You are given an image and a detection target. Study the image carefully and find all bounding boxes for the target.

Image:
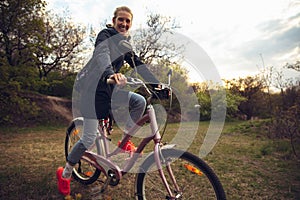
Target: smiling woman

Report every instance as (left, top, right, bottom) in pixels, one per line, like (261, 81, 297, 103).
(111, 6, 133, 36)
(56, 5, 161, 196)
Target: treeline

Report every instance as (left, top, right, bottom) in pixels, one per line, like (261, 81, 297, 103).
(223, 64, 300, 158)
(194, 69, 300, 121)
(190, 64, 300, 157)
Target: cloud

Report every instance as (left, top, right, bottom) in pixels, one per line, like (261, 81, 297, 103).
(238, 12, 300, 63)
(207, 11, 300, 79)
(241, 28, 300, 60)
(45, 0, 300, 79)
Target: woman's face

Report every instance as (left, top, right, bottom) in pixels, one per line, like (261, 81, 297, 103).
(113, 11, 132, 36)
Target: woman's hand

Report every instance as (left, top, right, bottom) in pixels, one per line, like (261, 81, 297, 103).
(110, 73, 127, 86)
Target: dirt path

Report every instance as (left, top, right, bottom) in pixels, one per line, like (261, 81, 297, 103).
(47, 96, 72, 122)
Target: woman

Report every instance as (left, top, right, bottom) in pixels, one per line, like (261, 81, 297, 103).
(56, 6, 159, 196)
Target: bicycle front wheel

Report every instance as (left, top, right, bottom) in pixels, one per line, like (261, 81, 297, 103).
(65, 118, 101, 185)
(135, 148, 226, 200)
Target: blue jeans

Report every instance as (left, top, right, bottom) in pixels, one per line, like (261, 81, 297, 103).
(67, 91, 146, 165)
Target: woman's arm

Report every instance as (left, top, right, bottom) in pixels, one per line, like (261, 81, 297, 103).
(92, 29, 115, 82)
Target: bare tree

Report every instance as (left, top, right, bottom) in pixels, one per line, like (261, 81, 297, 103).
(35, 11, 85, 79)
(86, 13, 184, 75)
(285, 60, 300, 72)
(132, 13, 183, 65)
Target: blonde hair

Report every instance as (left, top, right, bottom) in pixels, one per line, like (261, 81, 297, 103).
(113, 6, 133, 20)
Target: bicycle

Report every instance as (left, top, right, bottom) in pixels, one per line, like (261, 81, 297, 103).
(65, 76, 226, 199)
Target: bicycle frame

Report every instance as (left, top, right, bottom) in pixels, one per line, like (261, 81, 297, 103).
(79, 102, 180, 198)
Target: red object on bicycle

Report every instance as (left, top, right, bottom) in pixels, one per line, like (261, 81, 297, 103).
(118, 140, 136, 152)
(56, 167, 71, 196)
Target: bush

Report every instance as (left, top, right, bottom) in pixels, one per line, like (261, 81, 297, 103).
(0, 84, 40, 126)
(37, 73, 75, 98)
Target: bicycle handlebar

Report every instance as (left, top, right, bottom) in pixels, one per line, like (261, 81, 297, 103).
(106, 76, 171, 100)
(106, 77, 146, 85)
(107, 75, 172, 139)
(107, 77, 169, 89)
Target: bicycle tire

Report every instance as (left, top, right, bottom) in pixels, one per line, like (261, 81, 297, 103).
(65, 118, 101, 185)
(135, 148, 226, 200)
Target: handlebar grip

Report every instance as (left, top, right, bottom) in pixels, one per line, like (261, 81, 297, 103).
(106, 77, 138, 85)
(106, 78, 116, 84)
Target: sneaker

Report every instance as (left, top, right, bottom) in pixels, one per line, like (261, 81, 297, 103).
(118, 140, 137, 152)
(56, 167, 71, 196)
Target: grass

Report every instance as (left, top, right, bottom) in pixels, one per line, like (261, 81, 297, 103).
(0, 121, 299, 199)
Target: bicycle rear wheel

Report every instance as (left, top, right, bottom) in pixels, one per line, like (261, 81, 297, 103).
(65, 118, 101, 185)
(135, 148, 226, 200)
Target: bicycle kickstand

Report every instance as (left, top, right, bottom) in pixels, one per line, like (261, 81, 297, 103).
(101, 172, 115, 193)
(90, 172, 114, 198)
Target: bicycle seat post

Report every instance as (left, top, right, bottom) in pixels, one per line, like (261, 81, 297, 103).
(96, 119, 111, 157)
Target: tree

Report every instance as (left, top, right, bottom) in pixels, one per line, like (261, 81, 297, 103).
(193, 81, 246, 120)
(224, 76, 264, 120)
(285, 60, 300, 72)
(0, 0, 85, 80)
(269, 63, 300, 158)
(35, 10, 85, 79)
(132, 13, 183, 65)
(0, 0, 46, 67)
(0, 0, 46, 125)
(0, 0, 83, 126)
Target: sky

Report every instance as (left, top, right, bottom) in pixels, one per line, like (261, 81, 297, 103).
(46, 0, 300, 81)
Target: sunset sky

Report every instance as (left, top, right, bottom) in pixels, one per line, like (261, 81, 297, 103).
(46, 0, 300, 81)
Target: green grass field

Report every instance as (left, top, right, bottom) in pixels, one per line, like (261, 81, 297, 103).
(0, 121, 299, 199)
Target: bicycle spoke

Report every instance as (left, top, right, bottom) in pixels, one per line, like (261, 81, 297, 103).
(136, 149, 226, 200)
(65, 119, 101, 185)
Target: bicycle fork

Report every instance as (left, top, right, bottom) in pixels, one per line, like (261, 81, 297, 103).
(154, 144, 182, 199)
(148, 105, 182, 199)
